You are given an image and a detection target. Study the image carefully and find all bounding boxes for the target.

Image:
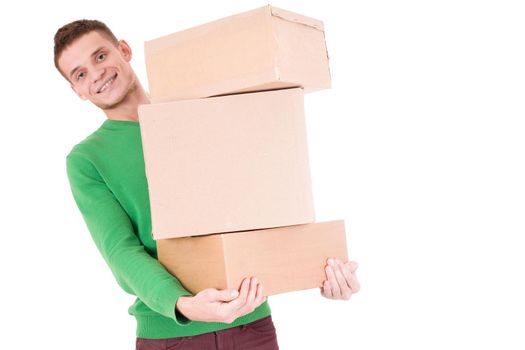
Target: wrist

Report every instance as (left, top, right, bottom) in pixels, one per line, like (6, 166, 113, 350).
(175, 296, 193, 322)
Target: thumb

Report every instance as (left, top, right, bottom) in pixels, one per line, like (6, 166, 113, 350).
(347, 261, 359, 273)
(203, 288, 239, 302)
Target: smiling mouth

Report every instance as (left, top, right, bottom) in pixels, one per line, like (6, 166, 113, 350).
(97, 73, 118, 94)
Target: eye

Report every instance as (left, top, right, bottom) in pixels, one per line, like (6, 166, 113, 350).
(76, 71, 86, 81)
(96, 53, 106, 62)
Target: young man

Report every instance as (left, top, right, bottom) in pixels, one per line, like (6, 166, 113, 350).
(56, 19, 360, 350)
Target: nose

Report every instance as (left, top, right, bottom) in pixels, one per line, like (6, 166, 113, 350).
(90, 66, 105, 83)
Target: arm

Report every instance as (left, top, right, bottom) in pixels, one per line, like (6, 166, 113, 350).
(66, 153, 265, 324)
(66, 153, 191, 323)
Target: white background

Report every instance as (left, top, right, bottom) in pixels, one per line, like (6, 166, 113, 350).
(1, 0, 524, 349)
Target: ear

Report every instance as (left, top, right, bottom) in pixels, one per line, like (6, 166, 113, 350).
(70, 83, 87, 100)
(118, 39, 132, 62)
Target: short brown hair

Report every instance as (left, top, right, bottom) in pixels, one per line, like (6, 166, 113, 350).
(53, 19, 119, 76)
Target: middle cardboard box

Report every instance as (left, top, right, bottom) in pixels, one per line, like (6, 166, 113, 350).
(139, 87, 314, 240)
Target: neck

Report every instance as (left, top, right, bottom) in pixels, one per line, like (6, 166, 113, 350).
(103, 78, 151, 122)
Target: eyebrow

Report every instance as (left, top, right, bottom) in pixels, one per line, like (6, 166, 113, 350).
(69, 46, 106, 79)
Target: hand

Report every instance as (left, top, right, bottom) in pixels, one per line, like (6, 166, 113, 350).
(320, 258, 360, 300)
(176, 277, 266, 323)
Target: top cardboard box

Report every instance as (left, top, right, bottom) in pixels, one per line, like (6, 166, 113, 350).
(145, 5, 331, 103)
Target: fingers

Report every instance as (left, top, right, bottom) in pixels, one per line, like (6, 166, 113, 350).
(321, 279, 333, 298)
(348, 261, 359, 273)
(324, 263, 342, 298)
(236, 277, 261, 314)
(333, 260, 353, 300)
(226, 277, 251, 310)
(254, 283, 266, 307)
(322, 259, 360, 300)
(245, 277, 258, 306)
(190, 279, 265, 324)
(342, 261, 360, 293)
(221, 277, 265, 322)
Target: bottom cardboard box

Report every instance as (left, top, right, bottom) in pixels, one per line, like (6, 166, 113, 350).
(156, 220, 348, 296)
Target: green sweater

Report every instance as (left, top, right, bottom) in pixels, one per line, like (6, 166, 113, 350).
(66, 119, 271, 339)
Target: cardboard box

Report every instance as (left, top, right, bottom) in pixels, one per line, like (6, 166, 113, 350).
(145, 5, 331, 103)
(157, 220, 348, 296)
(139, 88, 314, 239)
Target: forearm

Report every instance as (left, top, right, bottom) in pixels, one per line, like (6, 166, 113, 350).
(67, 153, 191, 322)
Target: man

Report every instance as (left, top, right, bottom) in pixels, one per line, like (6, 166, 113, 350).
(56, 19, 360, 350)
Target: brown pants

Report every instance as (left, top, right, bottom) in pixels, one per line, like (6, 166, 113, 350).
(136, 316, 279, 350)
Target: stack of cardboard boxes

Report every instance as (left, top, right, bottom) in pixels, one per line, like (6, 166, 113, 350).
(138, 5, 348, 296)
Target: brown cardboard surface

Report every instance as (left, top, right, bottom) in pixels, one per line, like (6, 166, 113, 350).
(145, 5, 331, 103)
(139, 88, 314, 239)
(157, 220, 348, 296)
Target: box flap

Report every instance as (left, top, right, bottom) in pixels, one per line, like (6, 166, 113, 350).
(269, 5, 324, 31)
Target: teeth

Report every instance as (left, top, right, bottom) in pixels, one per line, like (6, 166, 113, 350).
(99, 77, 114, 93)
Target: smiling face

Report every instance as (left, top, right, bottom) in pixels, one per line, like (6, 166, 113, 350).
(57, 31, 137, 110)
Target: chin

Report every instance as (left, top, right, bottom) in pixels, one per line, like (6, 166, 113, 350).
(98, 80, 137, 110)
(99, 96, 126, 110)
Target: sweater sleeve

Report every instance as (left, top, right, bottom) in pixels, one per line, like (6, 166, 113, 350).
(66, 152, 192, 324)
